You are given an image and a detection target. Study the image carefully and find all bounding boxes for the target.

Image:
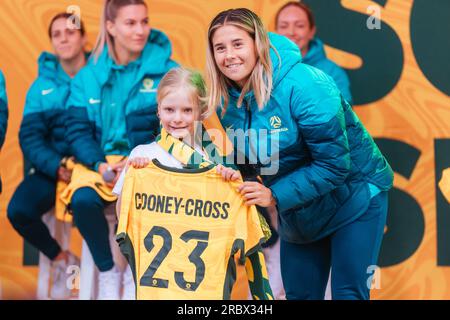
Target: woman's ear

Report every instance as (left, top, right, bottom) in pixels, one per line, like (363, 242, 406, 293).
(106, 20, 116, 37)
(310, 25, 317, 39)
(81, 34, 88, 48)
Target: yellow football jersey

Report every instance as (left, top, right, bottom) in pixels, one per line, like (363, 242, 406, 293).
(116, 159, 265, 300)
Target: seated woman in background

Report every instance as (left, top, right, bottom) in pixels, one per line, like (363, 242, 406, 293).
(7, 12, 87, 300)
(275, 1, 353, 104)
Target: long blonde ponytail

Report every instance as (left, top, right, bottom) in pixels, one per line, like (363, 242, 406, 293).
(92, 0, 147, 62)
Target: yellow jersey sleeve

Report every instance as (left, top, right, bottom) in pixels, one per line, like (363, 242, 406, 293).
(245, 204, 266, 255)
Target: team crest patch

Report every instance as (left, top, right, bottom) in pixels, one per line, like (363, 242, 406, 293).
(140, 78, 157, 93)
(269, 115, 288, 134)
(270, 116, 282, 129)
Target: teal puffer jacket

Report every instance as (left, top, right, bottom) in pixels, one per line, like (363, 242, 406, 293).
(219, 33, 393, 243)
(19, 53, 73, 179)
(303, 37, 352, 104)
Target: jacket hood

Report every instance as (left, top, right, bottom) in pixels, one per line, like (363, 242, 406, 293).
(302, 38, 327, 65)
(37, 52, 71, 84)
(89, 28, 174, 87)
(269, 32, 303, 88)
(228, 32, 302, 99)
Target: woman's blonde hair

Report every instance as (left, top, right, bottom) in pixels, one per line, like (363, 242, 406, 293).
(206, 8, 274, 116)
(157, 67, 209, 119)
(92, 0, 147, 62)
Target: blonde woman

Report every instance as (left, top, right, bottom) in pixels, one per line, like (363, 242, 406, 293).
(206, 8, 393, 300)
(65, 0, 177, 299)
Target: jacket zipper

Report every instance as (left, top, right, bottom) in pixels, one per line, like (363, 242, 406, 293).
(244, 99, 252, 132)
(244, 99, 255, 168)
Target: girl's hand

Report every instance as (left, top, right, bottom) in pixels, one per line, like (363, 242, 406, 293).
(129, 157, 151, 169)
(237, 181, 277, 207)
(216, 164, 241, 182)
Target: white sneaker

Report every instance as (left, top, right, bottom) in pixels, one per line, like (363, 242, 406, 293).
(97, 265, 121, 300)
(122, 265, 136, 300)
(50, 251, 80, 300)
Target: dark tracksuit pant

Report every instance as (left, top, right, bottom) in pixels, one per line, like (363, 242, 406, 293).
(7, 172, 114, 272)
(280, 191, 388, 300)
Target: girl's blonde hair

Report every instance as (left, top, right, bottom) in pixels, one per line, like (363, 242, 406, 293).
(92, 0, 147, 62)
(206, 8, 274, 116)
(157, 67, 209, 119)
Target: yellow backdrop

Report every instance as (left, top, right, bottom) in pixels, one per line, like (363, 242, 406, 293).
(1, 0, 449, 300)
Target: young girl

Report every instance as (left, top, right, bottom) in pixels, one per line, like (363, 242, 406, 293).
(113, 68, 239, 191)
(65, 0, 177, 300)
(113, 67, 273, 300)
(7, 12, 87, 299)
(206, 8, 393, 300)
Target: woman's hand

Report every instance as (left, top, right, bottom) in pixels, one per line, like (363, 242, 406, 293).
(57, 166, 72, 183)
(216, 164, 241, 182)
(98, 162, 115, 188)
(97, 162, 109, 176)
(129, 157, 151, 169)
(109, 158, 128, 186)
(237, 181, 277, 207)
(98, 158, 128, 188)
(110, 158, 128, 172)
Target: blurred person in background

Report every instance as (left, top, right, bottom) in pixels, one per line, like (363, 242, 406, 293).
(275, 1, 353, 104)
(7, 12, 87, 300)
